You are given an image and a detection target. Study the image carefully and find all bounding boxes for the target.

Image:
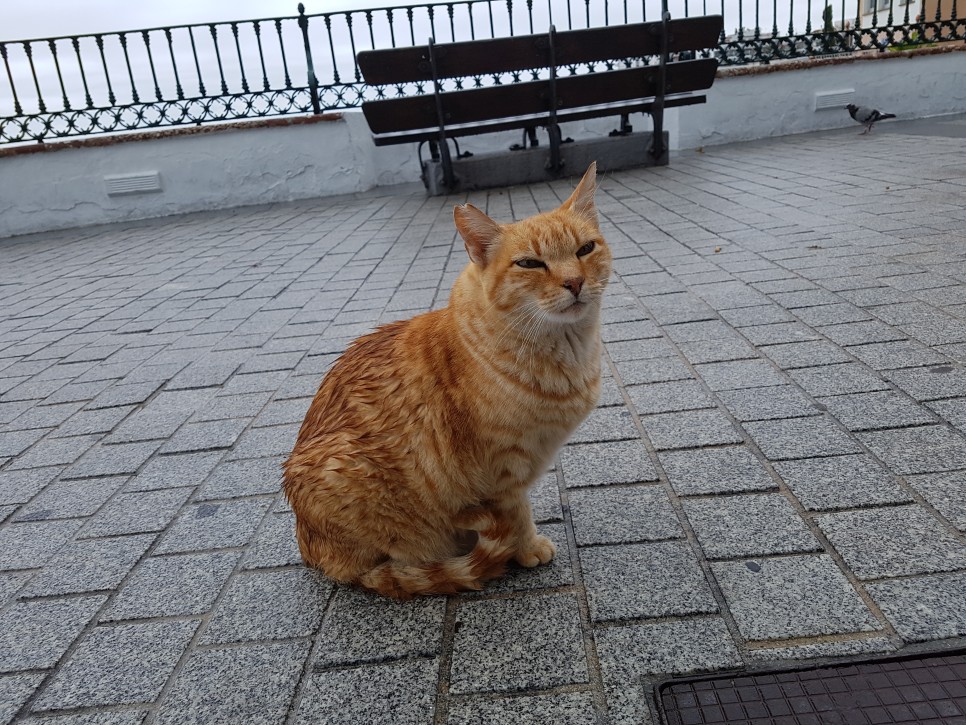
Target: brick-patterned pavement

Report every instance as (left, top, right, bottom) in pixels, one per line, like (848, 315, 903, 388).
(1, 116, 965, 724)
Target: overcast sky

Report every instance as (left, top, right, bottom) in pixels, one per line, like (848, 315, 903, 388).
(4, 1, 424, 40)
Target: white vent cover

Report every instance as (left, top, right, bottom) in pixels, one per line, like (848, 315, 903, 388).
(814, 89, 855, 111)
(104, 172, 162, 196)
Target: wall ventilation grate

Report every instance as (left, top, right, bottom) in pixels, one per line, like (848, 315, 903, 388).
(814, 89, 855, 111)
(104, 172, 162, 196)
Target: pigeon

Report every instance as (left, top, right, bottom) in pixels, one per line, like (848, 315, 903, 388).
(846, 104, 896, 134)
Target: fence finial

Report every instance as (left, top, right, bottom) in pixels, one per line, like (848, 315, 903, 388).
(298, 3, 305, 15)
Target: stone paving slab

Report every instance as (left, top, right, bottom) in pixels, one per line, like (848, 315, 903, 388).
(1, 118, 966, 723)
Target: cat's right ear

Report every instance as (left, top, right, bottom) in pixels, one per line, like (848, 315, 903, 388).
(454, 204, 501, 267)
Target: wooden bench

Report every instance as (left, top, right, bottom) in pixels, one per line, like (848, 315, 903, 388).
(356, 13, 723, 192)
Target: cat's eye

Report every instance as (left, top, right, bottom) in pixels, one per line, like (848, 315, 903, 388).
(576, 241, 596, 257)
(515, 258, 546, 269)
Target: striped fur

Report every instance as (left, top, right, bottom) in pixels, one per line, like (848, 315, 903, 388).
(283, 163, 611, 599)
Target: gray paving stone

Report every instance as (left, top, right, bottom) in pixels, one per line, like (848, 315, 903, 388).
(711, 555, 880, 641)
(596, 619, 740, 725)
(0, 427, 51, 458)
(718, 304, 795, 327)
(239, 512, 300, 571)
(154, 497, 271, 554)
(0, 597, 105, 673)
(906, 471, 966, 531)
(63, 441, 160, 480)
(601, 320, 661, 342)
(683, 493, 820, 559)
(195, 456, 283, 500)
(7, 435, 99, 470)
(294, 658, 437, 725)
(155, 641, 310, 725)
(79, 487, 192, 538)
(795, 302, 872, 326)
(847, 340, 948, 370)
(447, 692, 600, 725)
(740, 322, 820, 346)
(867, 571, 966, 643)
(0, 519, 81, 571)
(694, 359, 788, 391)
(0, 467, 63, 506)
(33, 620, 198, 711)
(816, 505, 966, 579)
(626, 380, 714, 415)
(50, 406, 134, 438)
(663, 320, 735, 343)
(789, 363, 889, 397)
(159, 418, 248, 454)
(884, 365, 966, 402)
(105, 408, 192, 443)
(818, 390, 938, 431)
(450, 593, 587, 694)
(102, 551, 240, 621)
(253, 397, 311, 427)
(481, 523, 574, 594)
(927, 398, 966, 431)
(569, 485, 681, 545)
(201, 568, 332, 644)
(743, 636, 896, 664)
(165, 364, 239, 390)
(23, 534, 154, 597)
(85, 382, 162, 410)
(744, 416, 862, 461)
(315, 586, 445, 667)
(528, 471, 562, 524)
(579, 541, 718, 622)
(604, 338, 675, 362)
(773, 454, 912, 511)
(641, 409, 743, 450)
(858, 425, 966, 474)
(190, 391, 273, 423)
(559, 440, 657, 487)
(1, 673, 44, 723)
(14, 477, 126, 521)
(717, 384, 819, 422)
(760, 340, 852, 369)
(820, 320, 907, 346)
(568, 407, 638, 444)
(225, 424, 298, 460)
(659, 445, 776, 496)
(124, 451, 222, 492)
(613, 357, 693, 385)
(677, 337, 758, 364)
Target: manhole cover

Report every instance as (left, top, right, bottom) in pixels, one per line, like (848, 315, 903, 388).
(655, 649, 966, 724)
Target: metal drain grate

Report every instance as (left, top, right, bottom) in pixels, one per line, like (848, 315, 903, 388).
(656, 650, 966, 725)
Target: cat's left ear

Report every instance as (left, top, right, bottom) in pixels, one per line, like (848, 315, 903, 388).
(454, 203, 501, 267)
(562, 161, 599, 228)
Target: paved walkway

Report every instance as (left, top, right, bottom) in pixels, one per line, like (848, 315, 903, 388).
(2, 116, 966, 724)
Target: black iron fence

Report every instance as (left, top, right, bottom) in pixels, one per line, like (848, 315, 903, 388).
(1, 0, 963, 145)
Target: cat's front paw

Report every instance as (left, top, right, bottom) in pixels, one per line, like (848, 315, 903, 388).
(514, 535, 556, 568)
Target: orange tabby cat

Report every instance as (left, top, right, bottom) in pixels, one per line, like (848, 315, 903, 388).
(283, 162, 611, 598)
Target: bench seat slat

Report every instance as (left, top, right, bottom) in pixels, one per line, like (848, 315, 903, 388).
(362, 58, 717, 136)
(356, 16, 722, 86)
(368, 94, 706, 147)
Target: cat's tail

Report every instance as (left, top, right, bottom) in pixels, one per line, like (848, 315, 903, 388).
(357, 518, 514, 599)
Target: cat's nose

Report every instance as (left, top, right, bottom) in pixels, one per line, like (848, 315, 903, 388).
(562, 277, 584, 297)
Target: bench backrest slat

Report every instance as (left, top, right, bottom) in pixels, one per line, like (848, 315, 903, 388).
(361, 58, 717, 135)
(357, 16, 722, 86)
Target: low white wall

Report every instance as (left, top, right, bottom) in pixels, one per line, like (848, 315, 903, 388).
(676, 48, 966, 149)
(1, 47, 963, 239)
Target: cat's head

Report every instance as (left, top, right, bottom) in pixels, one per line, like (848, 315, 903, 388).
(453, 162, 612, 326)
